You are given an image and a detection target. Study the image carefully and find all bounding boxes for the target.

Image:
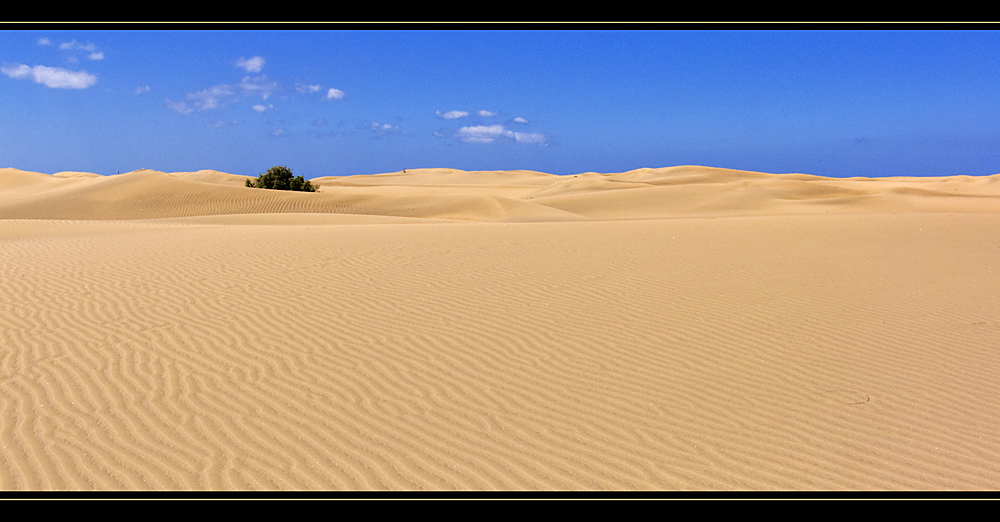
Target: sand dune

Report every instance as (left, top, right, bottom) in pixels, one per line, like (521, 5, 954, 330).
(3, 166, 997, 223)
(2, 165, 999, 491)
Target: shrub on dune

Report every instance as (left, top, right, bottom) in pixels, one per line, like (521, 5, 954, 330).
(245, 165, 316, 192)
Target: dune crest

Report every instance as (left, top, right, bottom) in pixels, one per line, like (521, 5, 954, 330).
(2, 165, 999, 222)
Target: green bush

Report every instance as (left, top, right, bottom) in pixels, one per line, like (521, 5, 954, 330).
(245, 165, 317, 192)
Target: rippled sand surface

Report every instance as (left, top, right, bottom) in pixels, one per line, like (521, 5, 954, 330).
(2, 166, 999, 490)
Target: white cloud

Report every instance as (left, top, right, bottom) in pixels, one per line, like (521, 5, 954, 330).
(514, 117, 528, 123)
(166, 84, 232, 114)
(478, 110, 497, 117)
(165, 99, 193, 115)
(296, 83, 322, 93)
(512, 131, 546, 144)
(370, 122, 405, 138)
(58, 40, 103, 60)
(454, 124, 546, 145)
(186, 84, 234, 111)
(1, 63, 97, 89)
(436, 110, 469, 120)
(167, 76, 279, 114)
(372, 122, 402, 132)
(238, 75, 276, 99)
(455, 124, 510, 143)
(237, 56, 265, 73)
(38, 37, 52, 46)
(252, 104, 273, 112)
(134, 85, 150, 94)
(326, 88, 345, 100)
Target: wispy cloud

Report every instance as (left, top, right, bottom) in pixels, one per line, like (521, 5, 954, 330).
(181, 84, 233, 112)
(134, 85, 150, 94)
(165, 99, 193, 115)
(38, 37, 52, 46)
(326, 88, 345, 100)
(252, 104, 274, 112)
(513, 117, 528, 123)
(436, 110, 469, 120)
(238, 75, 277, 99)
(208, 120, 241, 128)
(370, 121, 406, 139)
(453, 124, 547, 145)
(477, 110, 497, 117)
(167, 76, 277, 115)
(296, 83, 322, 93)
(511, 131, 546, 144)
(237, 56, 265, 73)
(1, 63, 97, 89)
(59, 40, 103, 60)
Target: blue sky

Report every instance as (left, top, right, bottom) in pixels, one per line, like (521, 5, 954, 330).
(3, 28, 1000, 179)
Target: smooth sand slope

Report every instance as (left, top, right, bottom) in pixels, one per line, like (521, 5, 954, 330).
(2, 166, 999, 490)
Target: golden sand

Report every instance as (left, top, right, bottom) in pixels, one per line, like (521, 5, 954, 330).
(2, 166, 998, 490)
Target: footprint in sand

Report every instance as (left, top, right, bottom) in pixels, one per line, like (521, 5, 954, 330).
(971, 321, 1000, 330)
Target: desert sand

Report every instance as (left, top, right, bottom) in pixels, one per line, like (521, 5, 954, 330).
(1, 165, 999, 491)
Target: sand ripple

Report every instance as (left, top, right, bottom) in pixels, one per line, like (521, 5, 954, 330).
(2, 166, 999, 490)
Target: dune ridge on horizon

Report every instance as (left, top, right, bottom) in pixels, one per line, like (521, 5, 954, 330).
(2, 165, 998, 222)
(2, 164, 999, 491)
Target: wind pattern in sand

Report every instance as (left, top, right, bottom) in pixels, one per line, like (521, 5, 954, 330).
(2, 166, 999, 490)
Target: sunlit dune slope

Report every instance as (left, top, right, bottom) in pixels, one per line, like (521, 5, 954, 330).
(2, 166, 998, 222)
(3, 165, 1000, 490)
